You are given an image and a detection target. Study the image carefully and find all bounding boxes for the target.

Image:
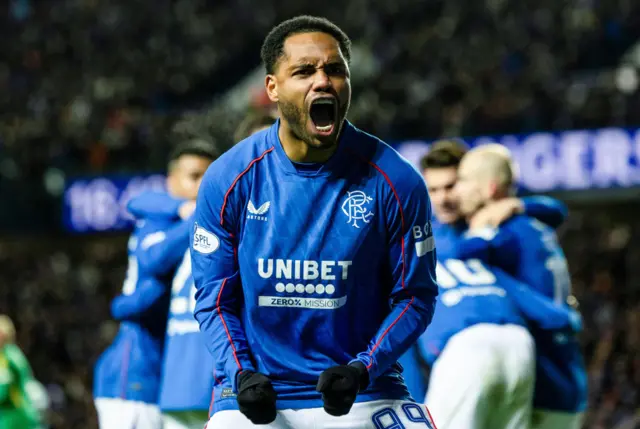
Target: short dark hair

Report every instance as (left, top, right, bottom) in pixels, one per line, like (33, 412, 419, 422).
(420, 140, 469, 170)
(234, 111, 278, 142)
(260, 15, 352, 75)
(168, 139, 219, 169)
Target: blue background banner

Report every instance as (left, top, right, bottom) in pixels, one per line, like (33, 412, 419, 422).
(63, 174, 166, 233)
(62, 127, 640, 233)
(395, 127, 640, 193)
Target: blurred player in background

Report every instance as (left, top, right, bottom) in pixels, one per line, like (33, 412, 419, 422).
(93, 141, 216, 429)
(234, 110, 279, 143)
(454, 145, 588, 429)
(0, 315, 41, 429)
(425, 243, 582, 429)
(125, 139, 218, 429)
(406, 140, 571, 427)
(191, 15, 439, 428)
(129, 127, 267, 429)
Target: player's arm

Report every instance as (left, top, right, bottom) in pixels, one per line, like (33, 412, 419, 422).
(1, 344, 33, 402)
(352, 180, 438, 383)
(499, 273, 582, 332)
(455, 227, 520, 273)
(110, 278, 167, 321)
(110, 221, 183, 320)
(127, 191, 184, 221)
(471, 196, 568, 230)
(0, 358, 11, 403)
(520, 196, 568, 229)
(190, 170, 255, 393)
(136, 219, 192, 277)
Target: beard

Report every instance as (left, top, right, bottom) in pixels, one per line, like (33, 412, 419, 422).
(278, 98, 349, 150)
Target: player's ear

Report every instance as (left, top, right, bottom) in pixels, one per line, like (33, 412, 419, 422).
(265, 74, 279, 102)
(487, 181, 498, 199)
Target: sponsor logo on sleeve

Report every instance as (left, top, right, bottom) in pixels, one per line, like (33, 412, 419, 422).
(193, 224, 220, 254)
(412, 221, 435, 257)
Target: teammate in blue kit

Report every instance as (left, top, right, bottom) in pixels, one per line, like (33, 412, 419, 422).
(454, 144, 588, 429)
(93, 140, 216, 429)
(402, 140, 573, 428)
(132, 127, 271, 429)
(191, 15, 439, 429)
(423, 249, 582, 429)
(125, 139, 217, 429)
(396, 140, 570, 406)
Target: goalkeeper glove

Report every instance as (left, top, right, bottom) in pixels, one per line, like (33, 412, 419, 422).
(316, 361, 369, 416)
(236, 370, 277, 424)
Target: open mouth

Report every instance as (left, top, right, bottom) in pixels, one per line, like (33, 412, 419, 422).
(309, 98, 337, 135)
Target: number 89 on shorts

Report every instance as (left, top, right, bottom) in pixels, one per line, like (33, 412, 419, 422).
(372, 403, 437, 429)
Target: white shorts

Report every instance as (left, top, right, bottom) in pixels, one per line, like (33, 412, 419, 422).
(426, 324, 535, 429)
(532, 409, 584, 429)
(163, 410, 210, 429)
(206, 399, 437, 429)
(94, 397, 163, 429)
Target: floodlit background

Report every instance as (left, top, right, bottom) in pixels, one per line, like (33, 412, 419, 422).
(1, 1, 639, 428)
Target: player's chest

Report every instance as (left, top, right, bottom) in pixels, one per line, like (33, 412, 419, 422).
(238, 177, 387, 259)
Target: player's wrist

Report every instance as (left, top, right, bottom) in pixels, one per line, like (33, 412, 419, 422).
(236, 370, 255, 388)
(348, 361, 370, 391)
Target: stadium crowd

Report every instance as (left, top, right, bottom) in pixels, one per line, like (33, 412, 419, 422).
(2, 0, 640, 181)
(0, 206, 638, 429)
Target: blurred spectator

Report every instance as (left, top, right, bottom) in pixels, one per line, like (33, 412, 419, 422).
(2, 0, 640, 185)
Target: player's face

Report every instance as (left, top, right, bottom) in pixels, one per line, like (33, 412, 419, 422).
(266, 32, 351, 149)
(455, 162, 489, 217)
(167, 155, 212, 200)
(423, 167, 461, 224)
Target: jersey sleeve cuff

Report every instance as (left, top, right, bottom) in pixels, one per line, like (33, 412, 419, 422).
(349, 357, 373, 389)
(230, 366, 256, 394)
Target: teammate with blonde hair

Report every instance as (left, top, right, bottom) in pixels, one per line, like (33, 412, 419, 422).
(454, 145, 588, 429)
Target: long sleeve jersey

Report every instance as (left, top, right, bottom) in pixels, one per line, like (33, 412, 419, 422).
(93, 192, 188, 403)
(130, 191, 216, 412)
(399, 195, 569, 402)
(191, 121, 439, 412)
(0, 344, 40, 429)
(455, 215, 588, 412)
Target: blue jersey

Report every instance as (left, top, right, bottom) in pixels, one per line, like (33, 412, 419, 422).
(191, 121, 439, 412)
(456, 215, 588, 412)
(420, 258, 527, 365)
(94, 215, 177, 403)
(127, 191, 215, 412)
(160, 249, 215, 411)
(398, 197, 568, 401)
(420, 251, 577, 366)
(397, 346, 428, 402)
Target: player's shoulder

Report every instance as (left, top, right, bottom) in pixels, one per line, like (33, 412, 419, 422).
(503, 213, 551, 236)
(202, 124, 276, 191)
(346, 122, 425, 193)
(132, 214, 176, 244)
(4, 343, 29, 368)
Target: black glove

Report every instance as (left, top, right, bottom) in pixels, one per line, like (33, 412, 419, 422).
(316, 361, 369, 416)
(236, 370, 277, 424)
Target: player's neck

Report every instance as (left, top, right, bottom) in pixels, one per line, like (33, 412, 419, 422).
(278, 123, 338, 163)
